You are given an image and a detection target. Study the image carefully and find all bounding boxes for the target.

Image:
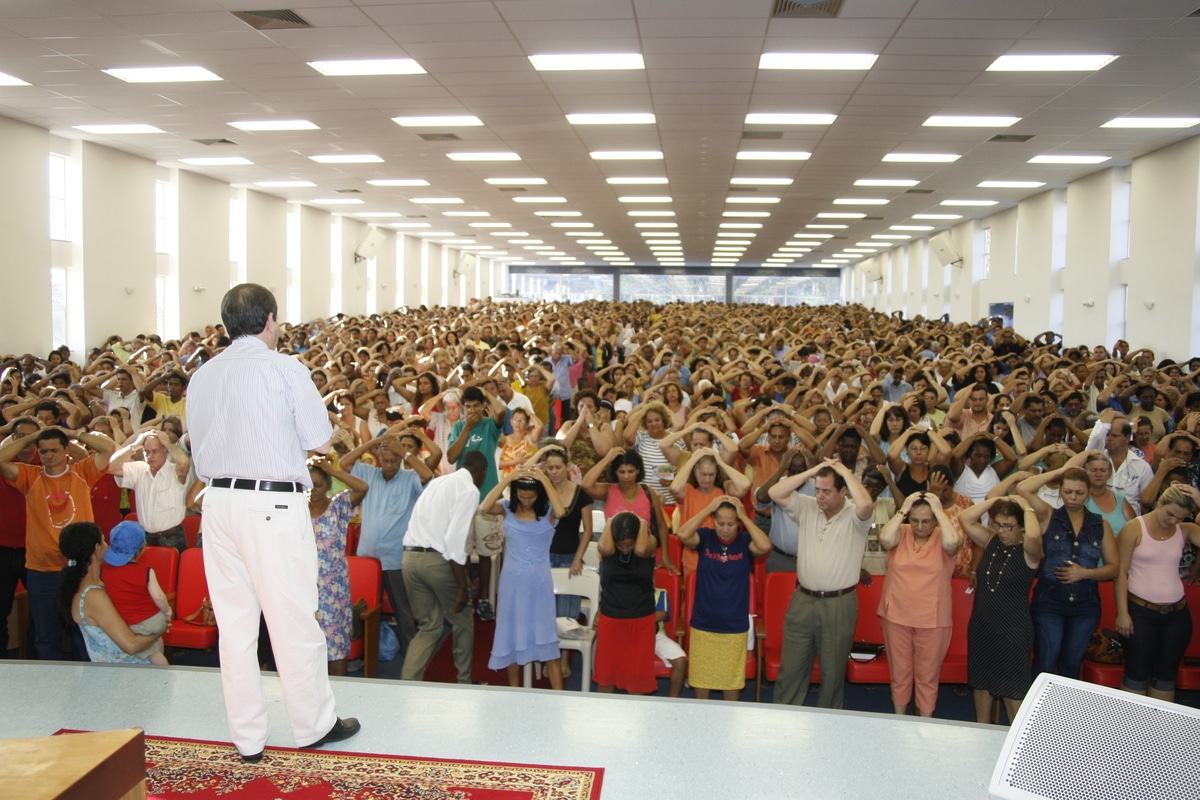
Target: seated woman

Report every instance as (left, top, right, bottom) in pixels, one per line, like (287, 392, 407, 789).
(57, 521, 163, 664)
(877, 492, 962, 717)
(959, 496, 1042, 724)
(593, 512, 659, 695)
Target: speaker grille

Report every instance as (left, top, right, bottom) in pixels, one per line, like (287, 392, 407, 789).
(998, 681, 1200, 800)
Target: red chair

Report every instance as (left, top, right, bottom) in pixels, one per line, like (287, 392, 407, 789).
(753, 554, 768, 613)
(666, 533, 684, 577)
(847, 575, 890, 684)
(1174, 583, 1200, 690)
(181, 516, 201, 549)
(684, 571, 757, 682)
(123, 512, 138, 523)
(163, 548, 218, 650)
(755, 571, 804, 701)
(346, 522, 361, 557)
(1080, 582, 1122, 688)
(653, 568, 682, 679)
(139, 546, 179, 603)
(347, 556, 383, 678)
(938, 577, 974, 683)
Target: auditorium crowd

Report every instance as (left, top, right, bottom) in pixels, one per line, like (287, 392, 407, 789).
(3, 297, 1200, 721)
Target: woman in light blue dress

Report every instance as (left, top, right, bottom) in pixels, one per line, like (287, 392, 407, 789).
(481, 466, 567, 688)
(57, 522, 162, 664)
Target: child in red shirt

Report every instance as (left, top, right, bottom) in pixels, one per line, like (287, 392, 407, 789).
(100, 521, 171, 665)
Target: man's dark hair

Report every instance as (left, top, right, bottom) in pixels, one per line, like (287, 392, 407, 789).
(221, 283, 278, 339)
(165, 370, 188, 387)
(33, 401, 60, 419)
(461, 386, 485, 405)
(814, 465, 846, 490)
(1025, 396, 1044, 409)
(1115, 421, 1132, 438)
(37, 428, 70, 447)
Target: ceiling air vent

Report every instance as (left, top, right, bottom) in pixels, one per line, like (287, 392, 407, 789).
(863, 216, 884, 221)
(772, 0, 846, 18)
(335, 188, 362, 194)
(728, 186, 759, 192)
(990, 133, 1035, 143)
(193, 138, 237, 146)
(417, 133, 461, 142)
(742, 130, 784, 140)
(497, 187, 527, 192)
(1190, 6, 1200, 15)
(905, 188, 935, 194)
(232, 9, 313, 30)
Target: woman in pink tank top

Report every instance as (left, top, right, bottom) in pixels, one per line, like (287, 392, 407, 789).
(1114, 483, 1200, 702)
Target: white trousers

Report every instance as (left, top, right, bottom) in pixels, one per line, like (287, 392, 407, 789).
(202, 486, 337, 754)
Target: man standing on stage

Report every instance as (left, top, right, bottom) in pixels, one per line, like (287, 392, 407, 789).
(188, 283, 359, 762)
(768, 459, 873, 709)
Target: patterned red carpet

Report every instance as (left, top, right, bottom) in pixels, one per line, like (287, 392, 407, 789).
(56, 731, 603, 799)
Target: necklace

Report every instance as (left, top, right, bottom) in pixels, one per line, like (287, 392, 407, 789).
(983, 540, 1018, 593)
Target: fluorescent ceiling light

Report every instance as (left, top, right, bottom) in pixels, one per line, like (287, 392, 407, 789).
(726, 197, 780, 203)
(731, 177, 793, 186)
(987, 54, 1117, 72)
(588, 246, 619, 251)
(816, 212, 865, 219)
(1028, 155, 1110, 165)
(443, 211, 490, 217)
(807, 224, 847, 229)
(313, 198, 364, 205)
(0, 71, 29, 86)
(74, 123, 164, 134)
(180, 156, 253, 166)
(355, 212, 402, 218)
(978, 180, 1045, 188)
(913, 213, 962, 220)
(512, 196, 567, 203)
(591, 151, 663, 160)
(641, 231, 677, 237)
(368, 179, 428, 186)
(793, 233, 832, 239)
(1102, 117, 1200, 129)
(745, 113, 837, 125)
(525, 245, 555, 251)
(941, 199, 998, 206)
(607, 177, 668, 185)
(636, 222, 677, 228)
(883, 153, 959, 163)
(471, 222, 511, 228)
(618, 196, 672, 203)
(485, 177, 546, 185)
(567, 113, 656, 125)
(833, 198, 887, 205)
(628, 211, 675, 217)
(855, 179, 918, 187)
(104, 66, 221, 83)
(310, 154, 382, 163)
(719, 223, 762, 229)
(923, 115, 1019, 127)
(393, 115, 482, 127)
(552, 222, 593, 228)
(529, 53, 644, 71)
(722, 211, 770, 217)
(873, 234, 911, 240)
(535, 211, 582, 217)
(566, 230, 600, 235)
(891, 225, 934, 231)
(308, 59, 425, 76)
(736, 151, 810, 160)
(255, 180, 315, 188)
(410, 197, 463, 204)
(759, 53, 877, 70)
(390, 222, 432, 228)
(447, 152, 520, 161)
(845, 248, 878, 253)
(229, 119, 318, 132)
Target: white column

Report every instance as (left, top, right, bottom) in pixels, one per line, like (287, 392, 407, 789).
(0, 116, 52, 354)
(1064, 169, 1122, 348)
(299, 205, 331, 323)
(402, 235, 423, 307)
(246, 189, 288, 317)
(176, 170, 228, 334)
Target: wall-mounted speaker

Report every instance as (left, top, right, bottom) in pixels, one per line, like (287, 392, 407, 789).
(354, 227, 387, 262)
(928, 231, 963, 267)
(989, 674, 1200, 800)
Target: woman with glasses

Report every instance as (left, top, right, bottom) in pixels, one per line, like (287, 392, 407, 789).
(958, 496, 1043, 724)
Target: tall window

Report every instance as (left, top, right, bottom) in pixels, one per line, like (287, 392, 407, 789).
(49, 154, 69, 241)
(50, 267, 68, 347)
(155, 275, 167, 340)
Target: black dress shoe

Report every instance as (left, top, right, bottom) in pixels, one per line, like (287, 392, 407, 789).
(303, 717, 361, 748)
(240, 751, 264, 764)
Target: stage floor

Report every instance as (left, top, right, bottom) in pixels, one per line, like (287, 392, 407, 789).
(1, 661, 1008, 799)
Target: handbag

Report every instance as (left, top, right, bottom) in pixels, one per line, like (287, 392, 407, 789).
(1086, 627, 1124, 664)
(184, 597, 217, 627)
(850, 641, 886, 663)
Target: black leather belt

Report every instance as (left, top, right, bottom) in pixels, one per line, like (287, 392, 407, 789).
(404, 546, 437, 553)
(211, 478, 302, 493)
(772, 545, 796, 559)
(797, 583, 857, 599)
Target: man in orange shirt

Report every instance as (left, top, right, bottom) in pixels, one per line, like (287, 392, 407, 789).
(0, 426, 114, 659)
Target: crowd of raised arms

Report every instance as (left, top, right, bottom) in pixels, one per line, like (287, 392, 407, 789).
(4, 298, 1200, 720)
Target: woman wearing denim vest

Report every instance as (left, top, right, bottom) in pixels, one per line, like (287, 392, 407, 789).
(1020, 465, 1117, 678)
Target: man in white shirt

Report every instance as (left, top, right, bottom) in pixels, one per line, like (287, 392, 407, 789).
(399, 451, 487, 683)
(108, 430, 190, 553)
(1086, 412, 1153, 514)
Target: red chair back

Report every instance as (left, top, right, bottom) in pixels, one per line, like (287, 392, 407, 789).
(174, 548, 210, 620)
(762, 571, 797, 654)
(347, 556, 382, 609)
(139, 546, 179, 597)
(181, 516, 201, 549)
(938, 577, 974, 683)
(853, 574, 886, 644)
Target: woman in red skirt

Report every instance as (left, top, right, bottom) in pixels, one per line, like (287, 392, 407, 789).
(594, 511, 658, 694)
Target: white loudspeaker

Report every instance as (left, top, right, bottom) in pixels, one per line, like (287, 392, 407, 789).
(989, 674, 1200, 800)
(354, 227, 387, 262)
(455, 251, 477, 278)
(928, 231, 963, 267)
(863, 262, 883, 282)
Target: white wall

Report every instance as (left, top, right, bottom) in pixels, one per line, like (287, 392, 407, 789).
(298, 204, 331, 324)
(0, 116, 51, 354)
(176, 170, 228, 334)
(402, 236, 423, 308)
(246, 189, 288, 319)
